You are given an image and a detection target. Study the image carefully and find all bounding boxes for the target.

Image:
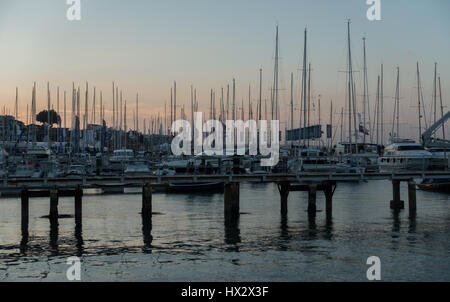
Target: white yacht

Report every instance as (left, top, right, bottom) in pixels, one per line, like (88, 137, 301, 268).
(379, 138, 432, 171)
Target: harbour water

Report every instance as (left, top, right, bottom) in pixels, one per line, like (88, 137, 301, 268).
(0, 180, 449, 282)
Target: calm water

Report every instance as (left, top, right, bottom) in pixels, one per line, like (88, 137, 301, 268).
(0, 180, 449, 282)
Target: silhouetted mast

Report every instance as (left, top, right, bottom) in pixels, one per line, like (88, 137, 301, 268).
(272, 25, 280, 120)
(380, 64, 384, 145)
(362, 37, 370, 144)
(417, 62, 423, 139)
(301, 28, 307, 145)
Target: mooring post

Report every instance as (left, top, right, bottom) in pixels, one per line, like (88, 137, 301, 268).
(324, 182, 333, 216)
(142, 183, 152, 218)
(279, 182, 290, 216)
(308, 184, 317, 215)
(21, 187, 29, 233)
(49, 186, 59, 220)
(224, 182, 240, 221)
(75, 185, 83, 222)
(390, 180, 405, 210)
(408, 180, 417, 216)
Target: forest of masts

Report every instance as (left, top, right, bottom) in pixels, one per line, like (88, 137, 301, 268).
(3, 21, 446, 150)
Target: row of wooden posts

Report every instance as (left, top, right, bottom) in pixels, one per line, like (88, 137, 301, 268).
(20, 179, 418, 236)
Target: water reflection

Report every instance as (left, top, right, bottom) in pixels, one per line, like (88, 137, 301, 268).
(323, 215, 334, 240)
(408, 215, 417, 234)
(20, 217, 29, 254)
(306, 213, 318, 240)
(277, 214, 290, 251)
(280, 214, 289, 240)
(142, 214, 153, 253)
(392, 210, 401, 233)
(75, 219, 84, 257)
(224, 218, 241, 251)
(49, 218, 59, 255)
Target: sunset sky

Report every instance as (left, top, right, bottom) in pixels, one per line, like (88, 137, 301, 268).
(0, 0, 449, 141)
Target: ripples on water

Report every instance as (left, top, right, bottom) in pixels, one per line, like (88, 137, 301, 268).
(0, 180, 449, 281)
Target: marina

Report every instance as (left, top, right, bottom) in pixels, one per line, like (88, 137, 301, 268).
(0, 0, 449, 284)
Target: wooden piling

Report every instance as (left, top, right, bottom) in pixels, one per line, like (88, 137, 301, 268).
(408, 181, 417, 216)
(308, 185, 317, 215)
(224, 182, 240, 221)
(142, 183, 152, 217)
(390, 180, 405, 210)
(49, 186, 59, 220)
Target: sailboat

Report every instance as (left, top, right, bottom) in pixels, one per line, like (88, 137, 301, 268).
(334, 21, 378, 172)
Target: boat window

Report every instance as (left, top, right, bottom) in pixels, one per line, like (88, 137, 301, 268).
(397, 146, 424, 151)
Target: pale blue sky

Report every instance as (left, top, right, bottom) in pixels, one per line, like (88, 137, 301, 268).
(0, 0, 449, 140)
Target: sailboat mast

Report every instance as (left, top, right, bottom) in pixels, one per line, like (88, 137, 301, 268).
(433, 62, 437, 126)
(329, 100, 333, 151)
(232, 79, 236, 121)
(135, 93, 138, 132)
(93, 87, 96, 125)
(64, 90, 66, 139)
(290, 72, 294, 134)
(396, 67, 400, 137)
(362, 37, 368, 144)
(174, 81, 177, 123)
(191, 86, 194, 153)
(417, 62, 423, 140)
(380, 64, 384, 145)
(346, 21, 352, 146)
(124, 100, 127, 149)
(340, 107, 344, 143)
(258, 69, 262, 123)
(302, 28, 307, 145)
(439, 76, 445, 141)
(226, 84, 230, 121)
(376, 75, 380, 144)
(136, 93, 139, 133)
(275, 25, 279, 120)
(221, 87, 224, 123)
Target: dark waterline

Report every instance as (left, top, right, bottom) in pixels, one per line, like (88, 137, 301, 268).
(0, 180, 449, 281)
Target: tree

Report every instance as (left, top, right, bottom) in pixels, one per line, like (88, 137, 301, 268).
(36, 110, 60, 126)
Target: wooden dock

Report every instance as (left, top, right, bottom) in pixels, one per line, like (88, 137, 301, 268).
(13, 171, 449, 251)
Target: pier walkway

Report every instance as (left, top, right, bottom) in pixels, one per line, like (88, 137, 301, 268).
(9, 171, 450, 249)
